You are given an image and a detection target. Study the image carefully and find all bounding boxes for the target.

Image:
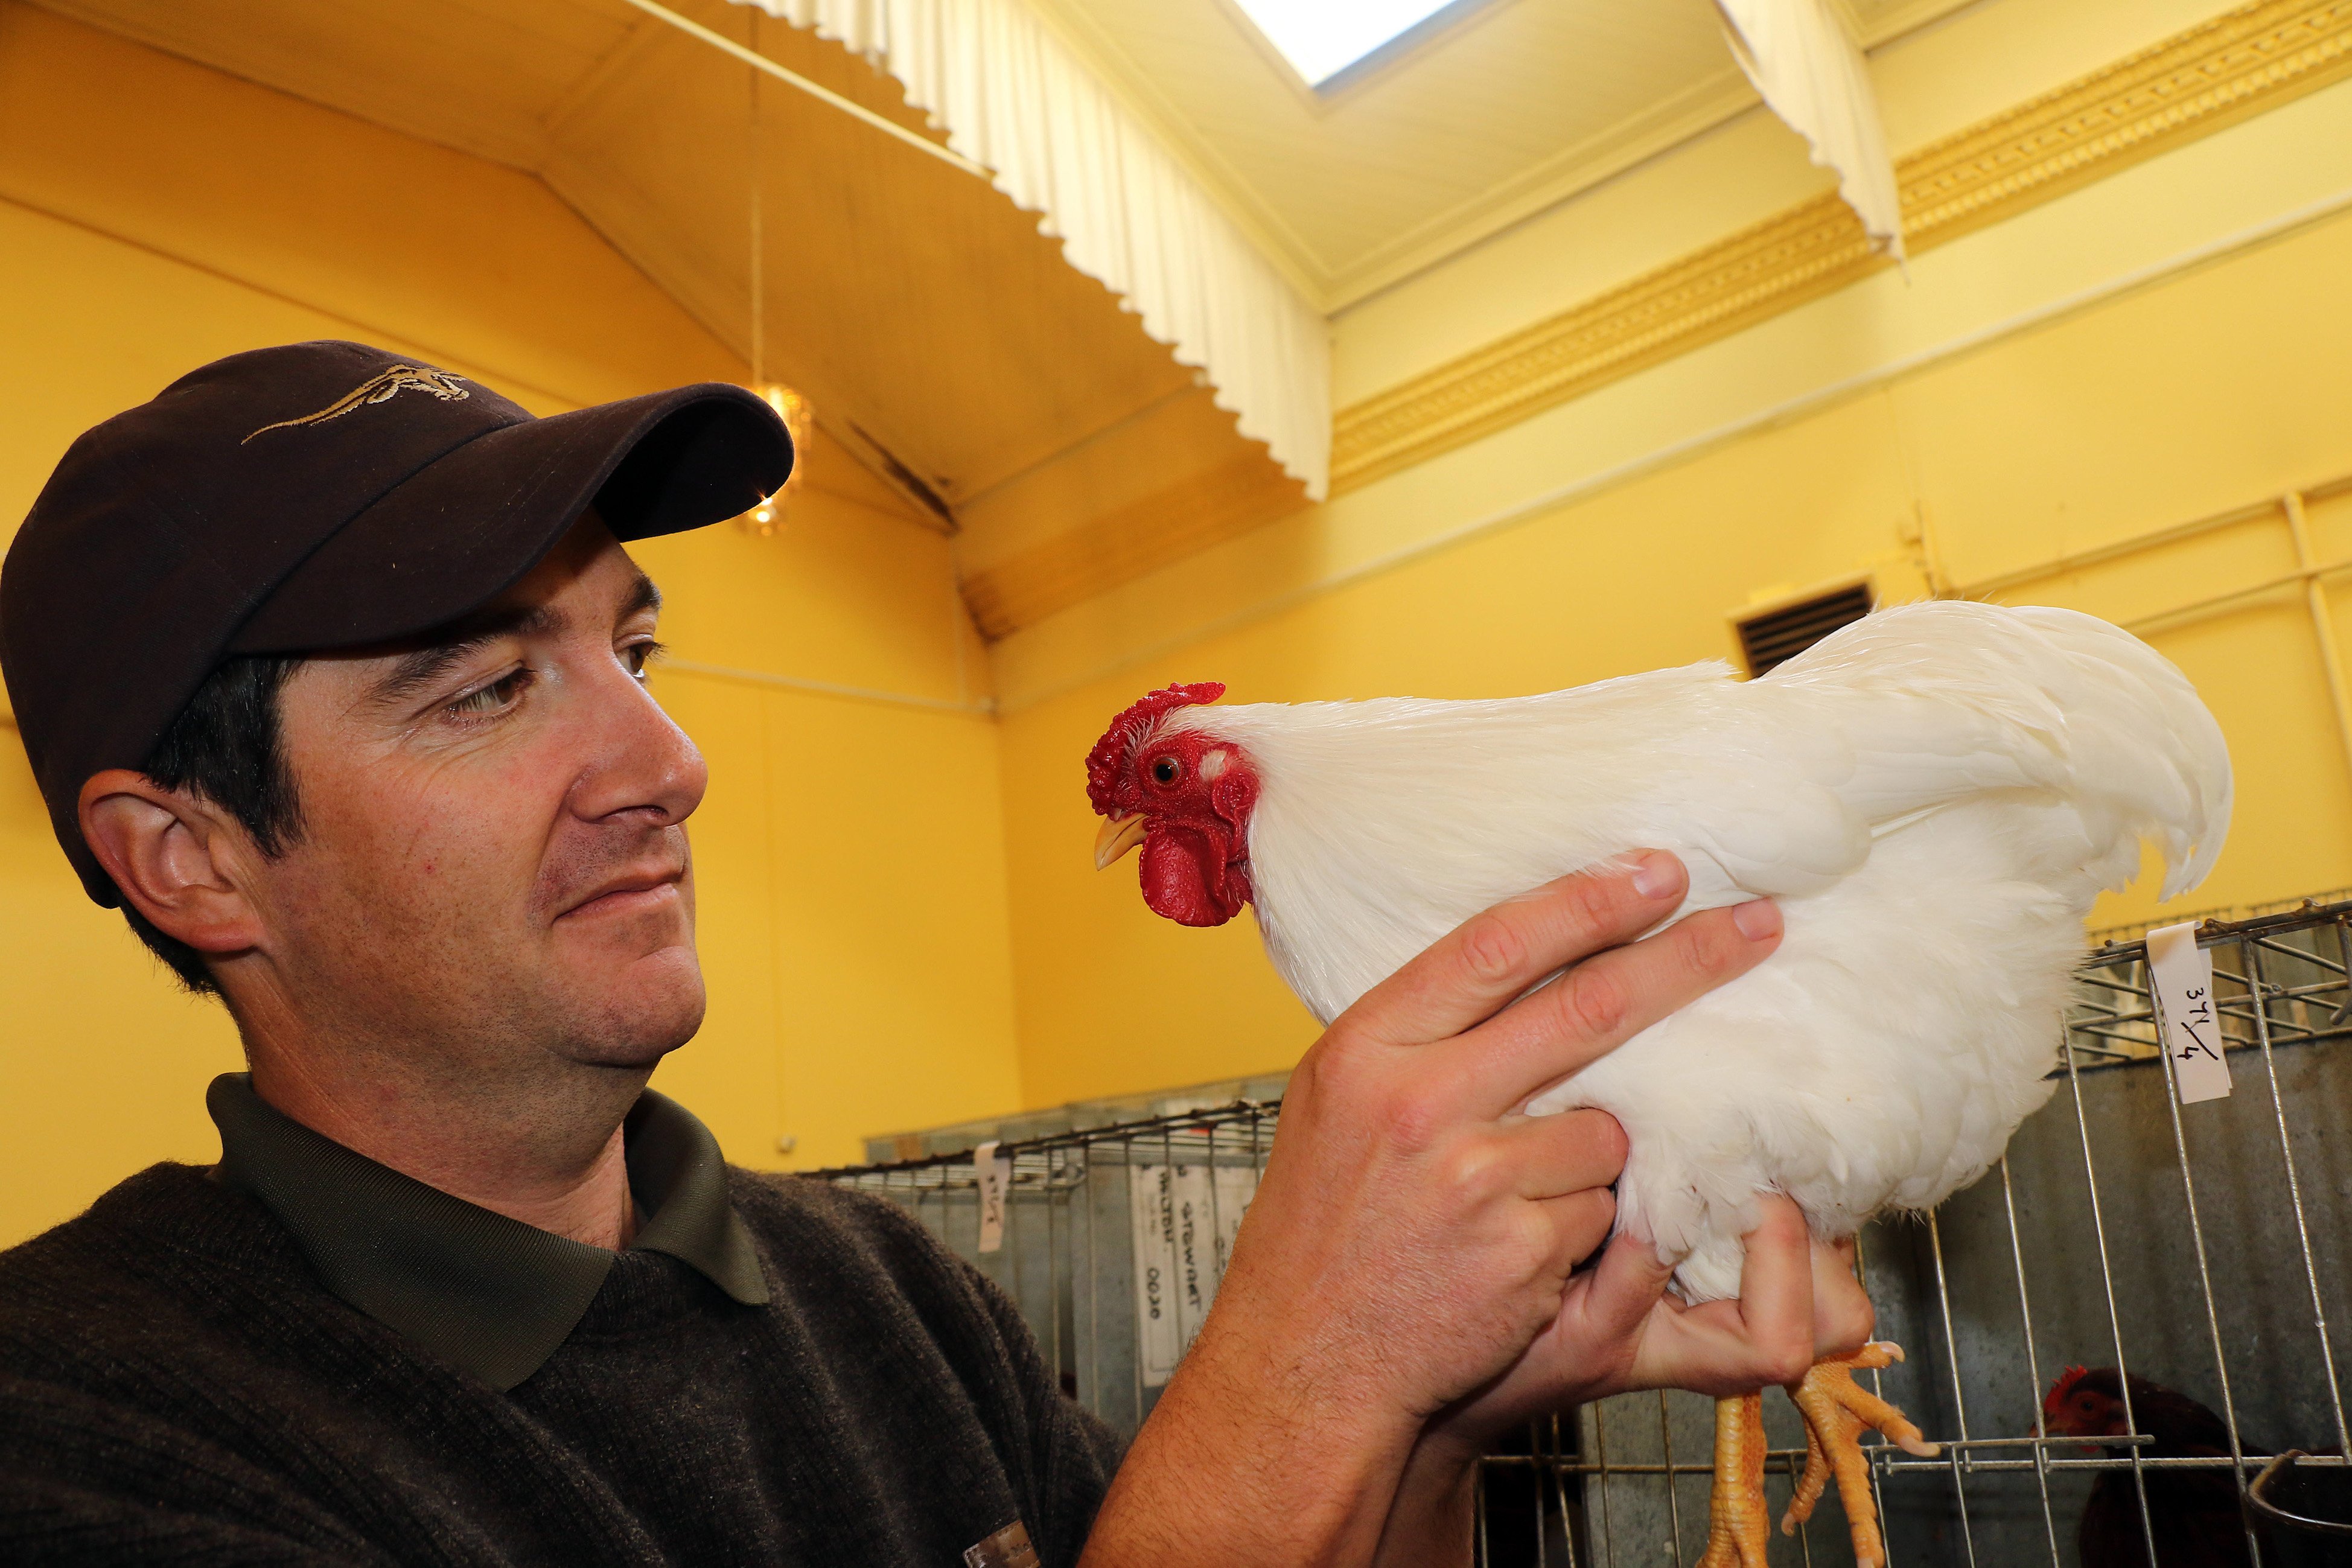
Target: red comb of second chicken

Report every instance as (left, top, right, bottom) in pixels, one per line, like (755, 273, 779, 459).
(2045, 1365, 2092, 1418)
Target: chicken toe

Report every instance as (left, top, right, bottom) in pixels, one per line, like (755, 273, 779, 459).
(1783, 1412, 1831, 1535)
(1779, 1342, 1940, 1568)
(1697, 1391, 1770, 1568)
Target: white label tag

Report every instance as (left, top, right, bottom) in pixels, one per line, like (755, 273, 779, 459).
(2147, 922, 2232, 1104)
(975, 1141, 1012, 1254)
(962, 1520, 1040, 1568)
(1127, 1159, 1258, 1387)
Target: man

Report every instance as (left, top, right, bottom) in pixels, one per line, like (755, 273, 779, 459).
(0, 342, 1866, 1564)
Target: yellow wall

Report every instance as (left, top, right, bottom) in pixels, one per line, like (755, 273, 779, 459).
(990, 2, 2352, 1107)
(13, 0, 2352, 1246)
(0, 5, 1020, 1247)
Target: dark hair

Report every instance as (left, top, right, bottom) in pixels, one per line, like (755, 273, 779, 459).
(122, 655, 306, 995)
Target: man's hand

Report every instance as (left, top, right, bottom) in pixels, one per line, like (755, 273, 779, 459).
(1082, 852, 1786, 1567)
(1434, 1196, 1877, 1431)
(1371, 1199, 1874, 1566)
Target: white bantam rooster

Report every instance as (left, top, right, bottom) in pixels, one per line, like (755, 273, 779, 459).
(1085, 601, 2230, 1567)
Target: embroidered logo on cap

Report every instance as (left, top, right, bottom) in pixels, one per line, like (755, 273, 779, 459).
(243, 366, 472, 444)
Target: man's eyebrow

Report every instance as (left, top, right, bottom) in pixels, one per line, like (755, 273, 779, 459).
(622, 572, 661, 623)
(367, 601, 565, 709)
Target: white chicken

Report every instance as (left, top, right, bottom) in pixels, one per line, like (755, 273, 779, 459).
(1085, 601, 2231, 1567)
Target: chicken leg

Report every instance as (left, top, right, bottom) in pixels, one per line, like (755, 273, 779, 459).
(1697, 1391, 1771, 1567)
(1694, 1342, 1937, 1568)
(1782, 1343, 1938, 1566)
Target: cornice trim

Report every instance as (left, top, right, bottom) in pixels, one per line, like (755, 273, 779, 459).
(1331, 0, 2352, 495)
(999, 178, 2352, 714)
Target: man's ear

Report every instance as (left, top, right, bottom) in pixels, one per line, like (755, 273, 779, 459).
(77, 769, 264, 957)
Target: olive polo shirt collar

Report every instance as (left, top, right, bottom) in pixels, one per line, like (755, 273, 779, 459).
(206, 1073, 770, 1392)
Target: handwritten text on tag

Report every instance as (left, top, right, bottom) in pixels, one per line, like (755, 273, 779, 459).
(975, 1141, 1013, 1254)
(1127, 1159, 1258, 1387)
(2147, 922, 2231, 1104)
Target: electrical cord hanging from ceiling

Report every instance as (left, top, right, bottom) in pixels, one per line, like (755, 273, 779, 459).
(748, 7, 762, 393)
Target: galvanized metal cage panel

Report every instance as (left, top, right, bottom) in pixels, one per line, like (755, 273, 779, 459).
(818, 900, 2352, 1566)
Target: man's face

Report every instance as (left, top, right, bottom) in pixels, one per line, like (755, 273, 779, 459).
(246, 517, 707, 1085)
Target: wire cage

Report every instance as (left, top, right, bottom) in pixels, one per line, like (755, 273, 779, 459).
(823, 1095, 1280, 1434)
(817, 899, 2352, 1566)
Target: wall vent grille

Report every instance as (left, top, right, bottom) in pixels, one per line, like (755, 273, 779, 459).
(1735, 582, 1874, 675)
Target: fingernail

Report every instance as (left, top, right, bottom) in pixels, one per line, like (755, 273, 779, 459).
(1630, 851, 1681, 900)
(1732, 899, 1782, 941)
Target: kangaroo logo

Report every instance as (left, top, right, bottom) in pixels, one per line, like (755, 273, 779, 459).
(243, 366, 472, 444)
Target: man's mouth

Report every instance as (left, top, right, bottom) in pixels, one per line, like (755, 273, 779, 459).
(558, 865, 686, 921)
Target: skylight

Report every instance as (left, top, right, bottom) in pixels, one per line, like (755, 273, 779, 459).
(1228, 0, 1462, 89)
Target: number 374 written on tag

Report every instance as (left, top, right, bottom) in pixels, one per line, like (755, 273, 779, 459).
(2147, 922, 2232, 1105)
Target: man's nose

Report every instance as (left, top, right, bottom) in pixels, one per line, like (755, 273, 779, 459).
(565, 654, 709, 829)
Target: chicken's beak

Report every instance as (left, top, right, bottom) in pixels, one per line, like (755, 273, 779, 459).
(1094, 813, 1149, 870)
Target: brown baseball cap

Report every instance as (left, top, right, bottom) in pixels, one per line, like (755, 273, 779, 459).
(0, 339, 794, 906)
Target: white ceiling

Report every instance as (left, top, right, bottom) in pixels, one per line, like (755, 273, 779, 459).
(26, 0, 1280, 535)
(27, 0, 1978, 634)
(1031, 0, 1980, 310)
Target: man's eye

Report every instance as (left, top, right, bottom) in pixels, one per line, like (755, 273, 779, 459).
(622, 639, 664, 680)
(447, 669, 531, 717)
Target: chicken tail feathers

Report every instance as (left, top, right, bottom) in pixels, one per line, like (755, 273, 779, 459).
(1768, 601, 2232, 901)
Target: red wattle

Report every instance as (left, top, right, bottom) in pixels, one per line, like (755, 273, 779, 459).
(1138, 828, 1244, 928)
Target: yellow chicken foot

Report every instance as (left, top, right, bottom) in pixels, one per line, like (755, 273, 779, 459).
(1779, 1342, 1940, 1568)
(1696, 1391, 1770, 1568)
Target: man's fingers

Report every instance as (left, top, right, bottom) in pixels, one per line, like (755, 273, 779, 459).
(1533, 1188, 1618, 1272)
(1341, 854, 1689, 1049)
(1811, 1237, 1875, 1357)
(1464, 899, 1782, 1115)
(1570, 1228, 1676, 1351)
(1493, 1109, 1627, 1200)
(1621, 1197, 1817, 1397)
(1731, 1193, 1818, 1388)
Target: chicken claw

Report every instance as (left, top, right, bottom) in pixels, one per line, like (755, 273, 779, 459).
(1697, 1391, 1770, 1567)
(1779, 1342, 1940, 1568)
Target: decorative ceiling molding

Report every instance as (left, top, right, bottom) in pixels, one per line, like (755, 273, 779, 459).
(1331, 0, 2352, 496)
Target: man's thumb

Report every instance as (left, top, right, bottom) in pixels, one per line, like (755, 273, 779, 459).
(1580, 1227, 1674, 1339)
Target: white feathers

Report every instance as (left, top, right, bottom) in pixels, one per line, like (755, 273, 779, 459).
(1162, 602, 2231, 1302)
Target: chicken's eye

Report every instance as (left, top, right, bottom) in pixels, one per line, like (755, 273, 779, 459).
(1152, 756, 1181, 786)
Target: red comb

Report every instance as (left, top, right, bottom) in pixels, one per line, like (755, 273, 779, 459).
(2045, 1365, 2090, 1411)
(1085, 682, 1226, 815)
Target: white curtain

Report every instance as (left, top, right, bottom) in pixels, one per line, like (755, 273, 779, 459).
(1715, 0, 1905, 260)
(729, 0, 1332, 500)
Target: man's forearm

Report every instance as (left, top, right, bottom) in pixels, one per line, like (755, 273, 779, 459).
(1080, 1330, 1421, 1567)
(1372, 1436, 1479, 1567)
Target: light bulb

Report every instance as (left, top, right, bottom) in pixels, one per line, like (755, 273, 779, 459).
(737, 381, 813, 537)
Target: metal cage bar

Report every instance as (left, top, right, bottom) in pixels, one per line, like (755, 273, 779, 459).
(817, 900, 2352, 1566)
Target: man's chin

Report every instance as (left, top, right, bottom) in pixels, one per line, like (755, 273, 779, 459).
(565, 943, 707, 1068)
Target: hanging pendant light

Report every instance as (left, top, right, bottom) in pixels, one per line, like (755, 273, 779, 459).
(744, 382, 814, 536)
(736, 11, 811, 538)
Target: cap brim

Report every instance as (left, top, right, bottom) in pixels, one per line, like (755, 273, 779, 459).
(230, 382, 789, 653)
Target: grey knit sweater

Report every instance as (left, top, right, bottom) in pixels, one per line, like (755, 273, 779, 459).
(0, 1163, 1122, 1564)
